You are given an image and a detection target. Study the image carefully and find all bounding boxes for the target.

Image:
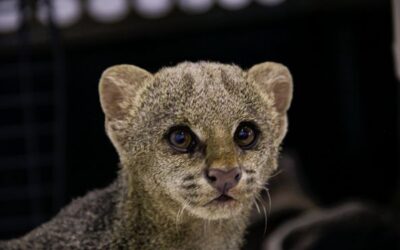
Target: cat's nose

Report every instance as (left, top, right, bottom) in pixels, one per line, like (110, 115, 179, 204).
(205, 167, 242, 193)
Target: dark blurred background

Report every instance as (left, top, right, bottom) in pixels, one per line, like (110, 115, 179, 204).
(0, 0, 399, 248)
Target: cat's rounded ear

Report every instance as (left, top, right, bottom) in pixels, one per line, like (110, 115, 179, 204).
(99, 64, 153, 119)
(247, 62, 293, 115)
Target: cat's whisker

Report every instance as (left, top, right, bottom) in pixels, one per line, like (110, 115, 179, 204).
(255, 185, 271, 210)
(175, 199, 189, 232)
(255, 194, 268, 235)
(259, 186, 272, 215)
(253, 197, 261, 214)
(175, 208, 183, 231)
(269, 169, 284, 179)
(261, 199, 268, 235)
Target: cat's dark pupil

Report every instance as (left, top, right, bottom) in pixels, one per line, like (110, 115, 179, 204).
(175, 131, 186, 144)
(238, 128, 250, 140)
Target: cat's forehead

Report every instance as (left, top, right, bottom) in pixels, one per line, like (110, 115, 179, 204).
(154, 62, 250, 104)
(139, 62, 268, 132)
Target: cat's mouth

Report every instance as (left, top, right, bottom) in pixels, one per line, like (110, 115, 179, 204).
(215, 194, 234, 202)
(191, 193, 245, 219)
(204, 194, 237, 206)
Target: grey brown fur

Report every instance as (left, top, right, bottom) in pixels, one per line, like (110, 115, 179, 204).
(0, 61, 293, 250)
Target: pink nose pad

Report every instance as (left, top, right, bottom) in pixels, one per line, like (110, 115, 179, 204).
(205, 168, 242, 193)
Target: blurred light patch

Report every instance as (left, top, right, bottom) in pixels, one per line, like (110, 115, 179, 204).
(133, 0, 173, 18)
(218, 0, 251, 10)
(0, 0, 20, 33)
(178, 0, 214, 14)
(87, 0, 130, 23)
(256, 0, 286, 6)
(37, 0, 82, 27)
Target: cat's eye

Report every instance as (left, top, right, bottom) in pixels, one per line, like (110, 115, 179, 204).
(167, 126, 197, 153)
(234, 122, 259, 149)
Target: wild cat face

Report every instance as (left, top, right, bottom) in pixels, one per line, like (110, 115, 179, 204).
(99, 62, 292, 220)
